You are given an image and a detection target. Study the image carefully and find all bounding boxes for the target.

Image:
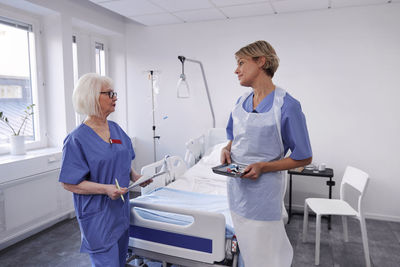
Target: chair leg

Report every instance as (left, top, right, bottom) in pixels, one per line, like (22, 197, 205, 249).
(303, 201, 309, 243)
(359, 217, 371, 267)
(315, 214, 321, 265)
(342, 216, 349, 242)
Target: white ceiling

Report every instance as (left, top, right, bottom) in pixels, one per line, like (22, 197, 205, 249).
(88, 0, 398, 26)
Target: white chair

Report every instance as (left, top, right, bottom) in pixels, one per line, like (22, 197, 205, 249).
(302, 166, 370, 267)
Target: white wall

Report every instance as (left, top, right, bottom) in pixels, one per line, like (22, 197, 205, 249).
(42, 13, 74, 147)
(126, 4, 400, 221)
(109, 35, 128, 130)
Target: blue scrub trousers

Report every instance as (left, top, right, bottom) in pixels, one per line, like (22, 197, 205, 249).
(89, 229, 129, 267)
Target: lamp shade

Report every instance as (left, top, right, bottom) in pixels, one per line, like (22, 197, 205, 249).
(177, 73, 190, 98)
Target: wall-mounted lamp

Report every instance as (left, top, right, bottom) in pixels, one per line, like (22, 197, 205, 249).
(177, 56, 190, 98)
(176, 56, 215, 128)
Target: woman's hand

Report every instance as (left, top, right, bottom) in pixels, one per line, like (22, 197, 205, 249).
(221, 141, 233, 164)
(241, 162, 264, 180)
(221, 147, 232, 164)
(239, 157, 313, 180)
(105, 184, 128, 200)
(131, 169, 152, 188)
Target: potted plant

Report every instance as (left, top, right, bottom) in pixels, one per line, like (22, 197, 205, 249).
(0, 104, 35, 155)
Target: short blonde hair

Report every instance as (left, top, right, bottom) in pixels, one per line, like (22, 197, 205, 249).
(72, 73, 113, 117)
(235, 40, 279, 78)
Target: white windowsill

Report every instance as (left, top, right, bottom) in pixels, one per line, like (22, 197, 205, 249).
(0, 147, 63, 185)
(0, 147, 62, 165)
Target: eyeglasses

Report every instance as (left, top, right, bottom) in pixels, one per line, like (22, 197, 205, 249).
(100, 91, 117, 99)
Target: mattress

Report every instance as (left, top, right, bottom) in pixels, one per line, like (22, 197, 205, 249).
(132, 187, 234, 238)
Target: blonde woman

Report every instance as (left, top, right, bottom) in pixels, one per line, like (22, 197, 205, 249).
(221, 41, 312, 266)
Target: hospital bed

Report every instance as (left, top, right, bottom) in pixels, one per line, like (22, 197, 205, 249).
(128, 128, 288, 267)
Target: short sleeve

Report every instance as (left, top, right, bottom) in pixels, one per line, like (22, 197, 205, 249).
(128, 139, 135, 161)
(59, 135, 90, 185)
(226, 113, 234, 140)
(281, 99, 312, 160)
(226, 96, 243, 140)
(113, 121, 135, 161)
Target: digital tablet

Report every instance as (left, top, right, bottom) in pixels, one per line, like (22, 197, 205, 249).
(212, 163, 248, 178)
(128, 171, 166, 190)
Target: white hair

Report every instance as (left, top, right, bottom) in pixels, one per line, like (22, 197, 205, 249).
(72, 73, 113, 117)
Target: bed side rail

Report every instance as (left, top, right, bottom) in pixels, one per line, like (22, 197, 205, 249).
(166, 156, 187, 182)
(140, 156, 187, 195)
(184, 128, 227, 168)
(129, 200, 226, 264)
(184, 134, 205, 167)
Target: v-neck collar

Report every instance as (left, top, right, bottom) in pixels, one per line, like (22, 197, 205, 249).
(244, 90, 275, 113)
(82, 121, 112, 145)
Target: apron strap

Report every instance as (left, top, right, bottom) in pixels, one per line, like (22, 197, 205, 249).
(273, 87, 286, 158)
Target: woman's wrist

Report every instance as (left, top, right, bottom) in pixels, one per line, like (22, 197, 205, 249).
(223, 146, 231, 152)
(131, 172, 141, 182)
(260, 161, 270, 173)
(103, 184, 111, 196)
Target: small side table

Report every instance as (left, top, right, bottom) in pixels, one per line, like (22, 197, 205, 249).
(287, 168, 335, 229)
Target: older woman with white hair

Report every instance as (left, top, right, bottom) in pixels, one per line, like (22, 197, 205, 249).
(59, 73, 147, 267)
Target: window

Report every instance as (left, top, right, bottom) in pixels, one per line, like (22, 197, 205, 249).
(72, 35, 78, 85)
(0, 14, 43, 151)
(71, 32, 109, 126)
(72, 35, 83, 126)
(95, 41, 106, 76)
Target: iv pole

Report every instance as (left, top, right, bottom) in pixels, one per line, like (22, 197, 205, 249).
(149, 70, 160, 162)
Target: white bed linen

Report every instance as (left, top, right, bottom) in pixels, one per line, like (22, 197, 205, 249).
(167, 141, 288, 224)
(167, 142, 229, 195)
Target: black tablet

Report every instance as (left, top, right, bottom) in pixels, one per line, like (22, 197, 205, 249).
(212, 163, 248, 178)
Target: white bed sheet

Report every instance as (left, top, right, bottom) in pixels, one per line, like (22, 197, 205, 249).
(166, 140, 288, 225)
(167, 142, 229, 195)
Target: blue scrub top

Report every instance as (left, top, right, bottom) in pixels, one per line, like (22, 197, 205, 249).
(59, 121, 135, 253)
(226, 90, 312, 160)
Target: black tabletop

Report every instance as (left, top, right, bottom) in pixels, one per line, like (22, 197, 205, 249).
(288, 168, 334, 177)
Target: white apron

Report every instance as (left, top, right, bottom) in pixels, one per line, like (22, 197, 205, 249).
(228, 87, 293, 267)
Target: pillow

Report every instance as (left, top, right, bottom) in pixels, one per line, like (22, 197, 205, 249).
(201, 141, 229, 165)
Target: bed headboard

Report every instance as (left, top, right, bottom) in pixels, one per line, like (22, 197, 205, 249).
(184, 128, 227, 167)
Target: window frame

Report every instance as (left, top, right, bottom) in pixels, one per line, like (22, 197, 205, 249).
(71, 33, 83, 126)
(0, 9, 46, 155)
(71, 30, 110, 126)
(91, 35, 109, 77)
(92, 35, 112, 119)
